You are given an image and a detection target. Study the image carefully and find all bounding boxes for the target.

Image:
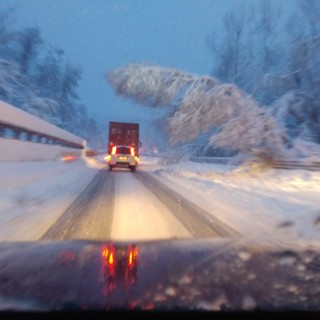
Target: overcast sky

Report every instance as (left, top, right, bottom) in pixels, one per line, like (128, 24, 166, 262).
(0, 0, 295, 130)
(0, 1, 233, 120)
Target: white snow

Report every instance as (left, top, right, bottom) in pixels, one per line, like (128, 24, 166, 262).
(0, 157, 98, 241)
(0, 100, 84, 145)
(0, 138, 83, 162)
(111, 171, 192, 241)
(0, 100, 85, 161)
(140, 156, 320, 245)
(0, 151, 319, 245)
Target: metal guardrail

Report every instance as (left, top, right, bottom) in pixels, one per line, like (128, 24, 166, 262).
(0, 101, 85, 148)
(0, 121, 83, 149)
(190, 157, 232, 164)
(190, 157, 320, 171)
(272, 160, 320, 171)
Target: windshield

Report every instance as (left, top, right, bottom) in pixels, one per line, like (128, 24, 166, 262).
(0, 0, 320, 315)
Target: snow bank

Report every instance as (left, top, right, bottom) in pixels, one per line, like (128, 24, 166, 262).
(0, 158, 99, 241)
(0, 100, 86, 161)
(1, 153, 319, 244)
(0, 138, 83, 162)
(0, 100, 83, 145)
(145, 158, 320, 243)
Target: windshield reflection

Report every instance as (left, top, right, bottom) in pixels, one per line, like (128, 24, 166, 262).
(101, 243, 138, 294)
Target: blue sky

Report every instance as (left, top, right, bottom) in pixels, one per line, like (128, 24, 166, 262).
(0, 0, 229, 121)
(0, 0, 296, 131)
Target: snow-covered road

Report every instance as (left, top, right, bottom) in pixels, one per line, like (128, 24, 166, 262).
(0, 156, 195, 241)
(0, 155, 319, 246)
(144, 158, 320, 245)
(41, 167, 193, 241)
(111, 171, 192, 240)
(0, 158, 97, 241)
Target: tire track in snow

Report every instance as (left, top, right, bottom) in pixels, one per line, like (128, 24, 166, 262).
(41, 169, 115, 240)
(135, 171, 240, 238)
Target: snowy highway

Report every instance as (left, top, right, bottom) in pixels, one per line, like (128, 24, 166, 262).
(1, 155, 319, 245)
(41, 168, 238, 241)
(41, 169, 193, 241)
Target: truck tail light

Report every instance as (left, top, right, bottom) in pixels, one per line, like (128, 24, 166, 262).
(111, 146, 117, 155)
(130, 147, 135, 156)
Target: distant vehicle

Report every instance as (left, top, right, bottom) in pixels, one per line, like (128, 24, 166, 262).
(105, 121, 140, 172)
(106, 145, 139, 172)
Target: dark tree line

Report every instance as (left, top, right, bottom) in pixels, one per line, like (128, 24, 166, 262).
(0, 8, 100, 143)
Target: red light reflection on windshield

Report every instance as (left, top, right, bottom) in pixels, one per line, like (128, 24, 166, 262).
(101, 243, 138, 295)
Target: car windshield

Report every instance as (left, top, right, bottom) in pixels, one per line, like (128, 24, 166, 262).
(0, 0, 320, 316)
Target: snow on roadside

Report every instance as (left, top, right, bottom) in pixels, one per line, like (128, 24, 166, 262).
(141, 156, 320, 243)
(1, 152, 319, 244)
(0, 157, 102, 241)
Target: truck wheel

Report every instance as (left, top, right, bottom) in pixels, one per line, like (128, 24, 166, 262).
(130, 166, 136, 172)
(109, 165, 113, 171)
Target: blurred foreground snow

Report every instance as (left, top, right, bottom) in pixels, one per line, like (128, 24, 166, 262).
(142, 156, 320, 244)
(0, 154, 319, 245)
(0, 157, 98, 241)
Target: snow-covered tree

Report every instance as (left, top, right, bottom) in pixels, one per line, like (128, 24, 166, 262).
(107, 63, 218, 108)
(211, 2, 248, 86)
(34, 46, 64, 100)
(0, 8, 16, 50)
(0, 59, 24, 101)
(206, 0, 320, 149)
(210, 105, 287, 158)
(0, 8, 102, 143)
(208, 0, 284, 105)
(280, 1, 320, 143)
(22, 96, 61, 124)
(107, 63, 290, 159)
(254, 0, 282, 75)
(17, 27, 43, 76)
(60, 62, 81, 103)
